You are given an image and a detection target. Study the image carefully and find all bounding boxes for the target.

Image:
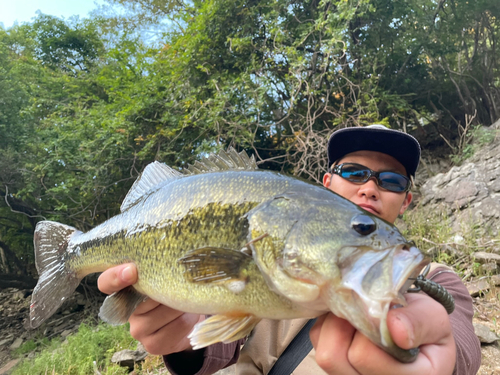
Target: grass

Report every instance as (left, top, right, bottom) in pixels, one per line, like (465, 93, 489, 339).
(12, 322, 149, 375)
(13, 337, 50, 356)
(399, 202, 500, 278)
(450, 124, 498, 165)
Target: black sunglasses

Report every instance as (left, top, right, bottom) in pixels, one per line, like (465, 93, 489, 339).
(332, 163, 411, 193)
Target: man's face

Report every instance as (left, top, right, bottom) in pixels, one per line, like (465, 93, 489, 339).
(323, 150, 412, 224)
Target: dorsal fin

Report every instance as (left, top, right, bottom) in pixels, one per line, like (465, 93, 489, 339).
(121, 161, 182, 212)
(183, 147, 258, 175)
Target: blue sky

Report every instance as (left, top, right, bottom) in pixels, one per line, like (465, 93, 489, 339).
(0, 0, 105, 28)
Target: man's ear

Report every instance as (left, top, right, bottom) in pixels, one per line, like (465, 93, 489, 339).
(323, 173, 332, 188)
(399, 191, 413, 215)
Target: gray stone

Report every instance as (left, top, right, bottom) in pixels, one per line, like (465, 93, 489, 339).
(111, 349, 147, 369)
(61, 329, 73, 338)
(12, 290, 25, 301)
(419, 127, 500, 236)
(466, 278, 490, 296)
(136, 341, 146, 352)
(9, 338, 23, 350)
(480, 262, 498, 273)
(474, 323, 500, 344)
(491, 274, 500, 286)
(0, 338, 11, 347)
(76, 294, 87, 306)
(0, 359, 21, 375)
(489, 178, 500, 192)
(473, 252, 500, 264)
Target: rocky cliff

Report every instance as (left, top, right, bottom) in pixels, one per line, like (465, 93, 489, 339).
(420, 119, 500, 237)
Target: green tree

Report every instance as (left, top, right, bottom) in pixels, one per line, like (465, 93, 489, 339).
(0, 0, 498, 279)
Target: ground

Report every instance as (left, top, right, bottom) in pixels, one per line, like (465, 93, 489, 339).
(474, 285, 500, 375)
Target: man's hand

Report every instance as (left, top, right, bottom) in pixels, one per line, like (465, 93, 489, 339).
(309, 293, 456, 375)
(98, 263, 203, 355)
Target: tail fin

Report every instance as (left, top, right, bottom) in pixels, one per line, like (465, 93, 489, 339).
(30, 221, 83, 329)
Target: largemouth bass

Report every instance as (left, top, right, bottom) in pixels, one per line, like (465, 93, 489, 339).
(30, 148, 428, 362)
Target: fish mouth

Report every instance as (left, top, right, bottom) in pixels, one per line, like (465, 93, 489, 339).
(327, 244, 429, 362)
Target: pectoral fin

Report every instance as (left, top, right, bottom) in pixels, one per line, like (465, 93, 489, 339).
(179, 247, 251, 292)
(188, 314, 260, 349)
(99, 286, 147, 325)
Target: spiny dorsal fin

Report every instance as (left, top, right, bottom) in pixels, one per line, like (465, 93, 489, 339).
(121, 161, 182, 212)
(183, 147, 258, 175)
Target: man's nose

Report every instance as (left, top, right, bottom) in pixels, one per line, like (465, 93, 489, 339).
(358, 178, 380, 199)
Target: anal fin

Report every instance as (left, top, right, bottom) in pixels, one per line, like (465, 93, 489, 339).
(99, 286, 147, 325)
(188, 314, 260, 350)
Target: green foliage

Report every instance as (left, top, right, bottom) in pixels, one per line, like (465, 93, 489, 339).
(29, 14, 104, 72)
(0, 0, 499, 273)
(450, 125, 498, 164)
(400, 203, 500, 277)
(400, 205, 453, 256)
(12, 323, 137, 375)
(13, 338, 49, 356)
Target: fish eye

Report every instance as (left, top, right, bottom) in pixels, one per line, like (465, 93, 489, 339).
(351, 214, 376, 236)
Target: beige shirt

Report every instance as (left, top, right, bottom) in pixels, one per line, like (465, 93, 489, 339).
(236, 318, 324, 375)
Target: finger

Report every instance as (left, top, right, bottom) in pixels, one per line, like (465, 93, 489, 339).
(130, 303, 184, 337)
(97, 264, 138, 294)
(387, 293, 452, 349)
(309, 313, 327, 348)
(348, 332, 421, 375)
(312, 313, 360, 375)
(132, 297, 162, 315)
(133, 312, 203, 355)
(349, 329, 455, 375)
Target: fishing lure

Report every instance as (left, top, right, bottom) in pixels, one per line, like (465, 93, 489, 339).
(407, 264, 455, 314)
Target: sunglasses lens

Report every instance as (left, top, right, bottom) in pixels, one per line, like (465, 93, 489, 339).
(336, 163, 410, 192)
(378, 172, 409, 192)
(340, 164, 370, 182)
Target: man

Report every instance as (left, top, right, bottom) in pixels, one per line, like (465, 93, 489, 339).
(98, 125, 481, 375)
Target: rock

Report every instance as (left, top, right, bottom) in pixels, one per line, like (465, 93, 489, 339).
(12, 290, 25, 301)
(111, 349, 147, 369)
(474, 323, 500, 344)
(420, 130, 500, 235)
(473, 251, 500, 264)
(491, 275, 500, 286)
(61, 329, 73, 338)
(136, 341, 146, 352)
(480, 262, 498, 273)
(0, 359, 21, 375)
(0, 338, 11, 347)
(75, 293, 87, 306)
(466, 278, 490, 296)
(9, 338, 23, 350)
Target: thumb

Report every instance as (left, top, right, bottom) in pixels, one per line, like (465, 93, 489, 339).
(98, 263, 138, 295)
(387, 293, 451, 349)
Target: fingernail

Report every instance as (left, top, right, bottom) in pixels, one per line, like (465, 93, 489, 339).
(391, 304, 404, 309)
(396, 313, 414, 348)
(122, 266, 134, 282)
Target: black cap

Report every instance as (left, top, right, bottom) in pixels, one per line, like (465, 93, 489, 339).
(327, 124, 421, 177)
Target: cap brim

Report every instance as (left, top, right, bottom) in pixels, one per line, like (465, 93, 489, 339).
(327, 127, 421, 177)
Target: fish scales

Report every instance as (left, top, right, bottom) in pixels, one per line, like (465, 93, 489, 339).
(66, 173, 309, 317)
(30, 149, 428, 362)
